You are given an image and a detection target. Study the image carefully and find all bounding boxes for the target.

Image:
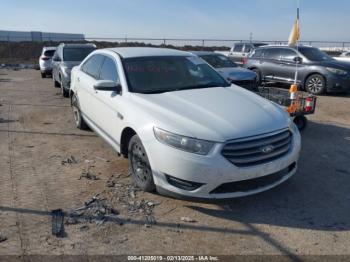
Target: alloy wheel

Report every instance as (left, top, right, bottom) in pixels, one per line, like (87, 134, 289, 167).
(307, 76, 324, 93)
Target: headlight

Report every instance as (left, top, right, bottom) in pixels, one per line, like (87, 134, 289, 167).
(326, 67, 348, 76)
(154, 127, 214, 155)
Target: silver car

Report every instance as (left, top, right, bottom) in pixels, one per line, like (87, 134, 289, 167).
(52, 43, 96, 97)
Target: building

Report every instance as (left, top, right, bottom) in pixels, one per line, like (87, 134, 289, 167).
(0, 30, 85, 42)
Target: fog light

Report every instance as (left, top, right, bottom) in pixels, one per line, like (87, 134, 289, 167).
(165, 175, 204, 191)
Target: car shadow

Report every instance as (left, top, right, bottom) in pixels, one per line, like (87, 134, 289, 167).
(186, 121, 350, 232)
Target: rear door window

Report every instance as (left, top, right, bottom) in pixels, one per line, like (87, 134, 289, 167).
(81, 55, 105, 79)
(99, 57, 119, 83)
(233, 44, 244, 52)
(243, 44, 254, 53)
(264, 49, 282, 60)
(281, 49, 297, 62)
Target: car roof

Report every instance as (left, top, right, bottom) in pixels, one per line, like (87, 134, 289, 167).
(107, 47, 193, 58)
(43, 46, 57, 50)
(257, 45, 313, 50)
(59, 43, 96, 48)
(190, 51, 222, 56)
(234, 42, 266, 45)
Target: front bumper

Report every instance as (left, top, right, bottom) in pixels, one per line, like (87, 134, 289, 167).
(326, 74, 350, 92)
(145, 128, 301, 199)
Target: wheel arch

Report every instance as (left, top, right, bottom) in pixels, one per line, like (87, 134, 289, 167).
(120, 127, 137, 158)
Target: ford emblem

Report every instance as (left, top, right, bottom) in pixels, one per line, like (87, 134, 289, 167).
(261, 145, 275, 154)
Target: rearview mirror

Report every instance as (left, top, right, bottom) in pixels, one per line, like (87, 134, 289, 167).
(293, 56, 303, 64)
(93, 80, 122, 93)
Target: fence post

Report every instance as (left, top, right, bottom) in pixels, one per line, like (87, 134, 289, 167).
(342, 42, 345, 51)
(202, 39, 205, 50)
(163, 38, 166, 45)
(7, 35, 12, 62)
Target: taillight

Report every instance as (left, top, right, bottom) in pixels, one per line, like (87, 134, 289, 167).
(242, 57, 248, 65)
(41, 56, 50, 61)
(304, 97, 313, 112)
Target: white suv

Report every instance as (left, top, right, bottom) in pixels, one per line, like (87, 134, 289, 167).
(39, 46, 57, 78)
(70, 47, 301, 199)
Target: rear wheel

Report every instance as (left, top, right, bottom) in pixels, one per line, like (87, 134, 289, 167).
(53, 73, 60, 88)
(60, 77, 69, 98)
(71, 94, 89, 130)
(128, 135, 155, 192)
(305, 74, 326, 95)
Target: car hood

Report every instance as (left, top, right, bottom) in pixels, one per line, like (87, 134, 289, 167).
(216, 67, 257, 81)
(131, 86, 290, 142)
(312, 60, 350, 71)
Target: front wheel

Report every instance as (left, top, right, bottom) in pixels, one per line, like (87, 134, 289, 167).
(60, 77, 69, 98)
(305, 74, 326, 95)
(128, 135, 155, 192)
(71, 95, 89, 130)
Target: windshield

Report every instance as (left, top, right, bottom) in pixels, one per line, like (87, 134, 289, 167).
(123, 56, 230, 94)
(299, 47, 334, 62)
(199, 55, 237, 68)
(63, 48, 95, 61)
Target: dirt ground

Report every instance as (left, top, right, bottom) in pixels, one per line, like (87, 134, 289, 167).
(0, 69, 350, 258)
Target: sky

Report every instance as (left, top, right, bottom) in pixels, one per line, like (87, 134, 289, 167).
(1, 0, 349, 41)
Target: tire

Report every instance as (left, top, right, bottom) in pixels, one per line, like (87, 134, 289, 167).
(294, 115, 308, 131)
(305, 74, 326, 95)
(71, 94, 89, 130)
(252, 68, 262, 86)
(128, 135, 155, 192)
(41, 72, 46, 78)
(60, 77, 69, 98)
(53, 74, 60, 88)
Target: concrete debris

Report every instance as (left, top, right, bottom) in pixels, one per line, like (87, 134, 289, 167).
(79, 171, 99, 181)
(180, 217, 197, 223)
(61, 156, 78, 165)
(95, 156, 110, 162)
(0, 235, 7, 243)
(67, 195, 122, 228)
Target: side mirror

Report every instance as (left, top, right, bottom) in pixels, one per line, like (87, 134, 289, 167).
(293, 56, 303, 64)
(93, 80, 122, 93)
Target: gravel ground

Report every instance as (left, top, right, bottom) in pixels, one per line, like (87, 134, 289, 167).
(0, 69, 350, 258)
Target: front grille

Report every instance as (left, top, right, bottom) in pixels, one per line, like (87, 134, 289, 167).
(210, 162, 296, 194)
(222, 130, 292, 167)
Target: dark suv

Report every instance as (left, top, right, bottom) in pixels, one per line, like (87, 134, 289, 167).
(245, 45, 350, 95)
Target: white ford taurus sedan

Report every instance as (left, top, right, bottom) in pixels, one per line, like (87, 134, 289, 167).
(70, 47, 301, 199)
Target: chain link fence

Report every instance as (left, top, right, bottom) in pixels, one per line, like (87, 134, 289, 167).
(1, 35, 350, 64)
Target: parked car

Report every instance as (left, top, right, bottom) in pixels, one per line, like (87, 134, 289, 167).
(191, 51, 258, 90)
(334, 51, 350, 62)
(39, 47, 57, 78)
(52, 43, 96, 97)
(228, 42, 267, 64)
(70, 47, 301, 199)
(245, 45, 350, 95)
